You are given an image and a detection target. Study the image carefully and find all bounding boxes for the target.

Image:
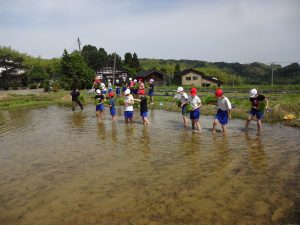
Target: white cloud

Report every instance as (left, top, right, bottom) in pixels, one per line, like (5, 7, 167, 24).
(1, 0, 299, 63)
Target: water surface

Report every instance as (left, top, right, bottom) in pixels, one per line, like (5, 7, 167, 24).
(0, 105, 299, 225)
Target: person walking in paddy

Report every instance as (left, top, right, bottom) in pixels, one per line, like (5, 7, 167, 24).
(134, 89, 150, 125)
(70, 88, 83, 111)
(106, 92, 117, 121)
(212, 89, 232, 134)
(148, 79, 155, 104)
(124, 89, 134, 123)
(245, 88, 269, 133)
(177, 87, 189, 128)
(95, 89, 105, 118)
(189, 88, 202, 133)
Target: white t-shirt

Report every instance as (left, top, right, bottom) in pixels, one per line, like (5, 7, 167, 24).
(189, 95, 201, 110)
(124, 94, 134, 111)
(217, 96, 232, 111)
(180, 92, 189, 105)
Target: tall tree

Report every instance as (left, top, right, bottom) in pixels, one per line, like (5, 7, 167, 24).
(173, 63, 181, 85)
(81, 45, 102, 71)
(124, 52, 133, 66)
(131, 53, 140, 71)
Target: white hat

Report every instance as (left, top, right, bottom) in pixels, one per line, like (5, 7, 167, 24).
(150, 79, 154, 82)
(108, 79, 110, 82)
(124, 89, 131, 95)
(116, 79, 119, 83)
(96, 89, 101, 94)
(133, 79, 137, 82)
(177, 87, 184, 93)
(249, 89, 257, 98)
(129, 77, 132, 81)
(97, 76, 101, 80)
(100, 83, 105, 87)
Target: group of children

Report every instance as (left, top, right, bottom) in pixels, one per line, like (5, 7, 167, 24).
(94, 79, 153, 125)
(73, 79, 269, 133)
(176, 86, 269, 134)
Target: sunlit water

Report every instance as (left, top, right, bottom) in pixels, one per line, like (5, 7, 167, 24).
(0, 105, 299, 225)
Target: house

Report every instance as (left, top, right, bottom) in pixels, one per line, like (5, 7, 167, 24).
(96, 66, 129, 84)
(136, 69, 165, 86)
(180, 69, 221, 87)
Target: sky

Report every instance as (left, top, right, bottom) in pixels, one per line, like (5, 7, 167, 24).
(1, 0, 300, 64)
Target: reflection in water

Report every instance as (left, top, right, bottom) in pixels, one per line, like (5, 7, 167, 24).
(0, 105, 299, 225)
(245, 133, 267, 171)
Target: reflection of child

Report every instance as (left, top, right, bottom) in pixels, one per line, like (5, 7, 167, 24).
(124, 89, 134, 123)
(212, 89, 232, 134)
(189, 88, 201, 133)
(134, 89, 149, 125)
(245, 88, 269, 133)
(106, 92, 116, 121)
(95, 89, 105, 118)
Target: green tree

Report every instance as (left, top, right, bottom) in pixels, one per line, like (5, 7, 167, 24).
(81, 45, 102, 71)
(131, 53, 140, 71)
(173, 63, 181, 85)
(124, 52, 133, 66)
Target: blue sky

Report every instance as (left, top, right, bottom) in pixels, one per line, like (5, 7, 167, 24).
(1, 0, 300, 64)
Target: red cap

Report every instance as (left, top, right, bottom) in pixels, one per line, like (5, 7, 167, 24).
(138, 89, 145, 95)
(108, 92, 114, 97)
(138, 78, 143, 82)
(190, 87, 197, 96)
(215, 88, 223, 97)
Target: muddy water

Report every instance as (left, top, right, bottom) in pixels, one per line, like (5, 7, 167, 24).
(0, 105, 299, 225)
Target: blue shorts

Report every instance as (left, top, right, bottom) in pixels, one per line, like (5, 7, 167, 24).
(250, 108, 264, 120)
(96, 104, 104, 111)
(215, 109, 229, 125)
(108, 88, 112, 93)
(181, 105, 188, 116)
(110, 108, 116, 116)
(124, 111, 133, 119)
(122, 87, 127, 92)
(140, 112, 148, 117)
(116, 88, 121, 94)
(149, 90, 154, 97)
(133, 89, 138, 94)
(190, 108, 200, 120)
(102, 90, 107, 95)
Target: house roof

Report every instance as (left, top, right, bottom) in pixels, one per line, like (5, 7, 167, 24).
(180, 69, 222, 84)
(137, 69, 165, 78)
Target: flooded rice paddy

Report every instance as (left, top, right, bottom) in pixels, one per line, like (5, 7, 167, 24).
(0, 105, 299, 225)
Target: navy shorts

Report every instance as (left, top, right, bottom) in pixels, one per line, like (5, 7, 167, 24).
(124, 111, 133, 119)
(215, 109, 229, 125)
(116, 88, 121, 95)
(96, 104, 104, 111)
(140, 112, 148, 117)
(181, 105, 188, 116)
(149, 90, 154, 97)
(102, 90, 107, 95)
(110, 108, 116, 116)
(250, 108, 264, 120)
(190, 108, 200, 120)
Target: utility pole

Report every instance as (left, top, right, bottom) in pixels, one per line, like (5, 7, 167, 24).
(271, 63, 274, 86)
(77, 37, 81, 52)
(112, 52, 116, 87)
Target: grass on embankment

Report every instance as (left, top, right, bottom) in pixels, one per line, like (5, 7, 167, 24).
(0, 90, 299, 127)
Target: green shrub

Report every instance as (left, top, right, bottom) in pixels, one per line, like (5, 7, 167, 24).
(204, 95, 217, 105)
(29, 83, 37, 89)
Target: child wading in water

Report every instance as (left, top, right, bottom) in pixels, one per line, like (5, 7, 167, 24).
(95, 89, 105, 119)
(245, 88, 269, 133)
(177, 87, 189, 128)
(189, 88, 202, 133)
(212, 89, 232, 134)
(134, 89, 149, 125)
(148, 79, 155, 104)
(106, 92, 116, 121)
(124, 89, 134, 123)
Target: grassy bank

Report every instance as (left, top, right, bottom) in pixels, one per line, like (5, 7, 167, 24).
(0, 89, 299, 127)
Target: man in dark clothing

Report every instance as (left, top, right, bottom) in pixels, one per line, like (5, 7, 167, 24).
(70, 89, 83, 111)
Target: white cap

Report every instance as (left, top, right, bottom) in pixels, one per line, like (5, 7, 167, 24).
(177, 87, 184, 93)
(150, 79, 154, 82)
(133, 79, 137, 82)
(96, 89, 101, 94)
(108, 79, 110, 82)
(249, 89, 257, 98)
(129, 77, 132, 81)
(124, 89, 131, 95)
(116, 79, 119, 83)
(97, 76, 101, 80)
(100, 83, 105, 87)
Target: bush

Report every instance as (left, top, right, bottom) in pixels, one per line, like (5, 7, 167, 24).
(204, 95, 217, 105)
(29, 83, 37, 89)
(43, 81, 50, 92)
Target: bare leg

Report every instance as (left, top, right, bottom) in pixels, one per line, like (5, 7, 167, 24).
(245, 115, 253, 132)
(194, 120, 202, 134)
(212, 119, 218, 133)
(183, 115, 188, 128)
(221, 125, 227, 134)
(257, 119, 262, 133)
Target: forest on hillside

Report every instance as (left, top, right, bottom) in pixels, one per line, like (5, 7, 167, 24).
(1, 45, 299, 90)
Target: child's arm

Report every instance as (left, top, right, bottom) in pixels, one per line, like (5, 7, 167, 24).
(265, 98, 269, 112)
(228, 109, 231, 120)
(133, 98, 141, 102)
